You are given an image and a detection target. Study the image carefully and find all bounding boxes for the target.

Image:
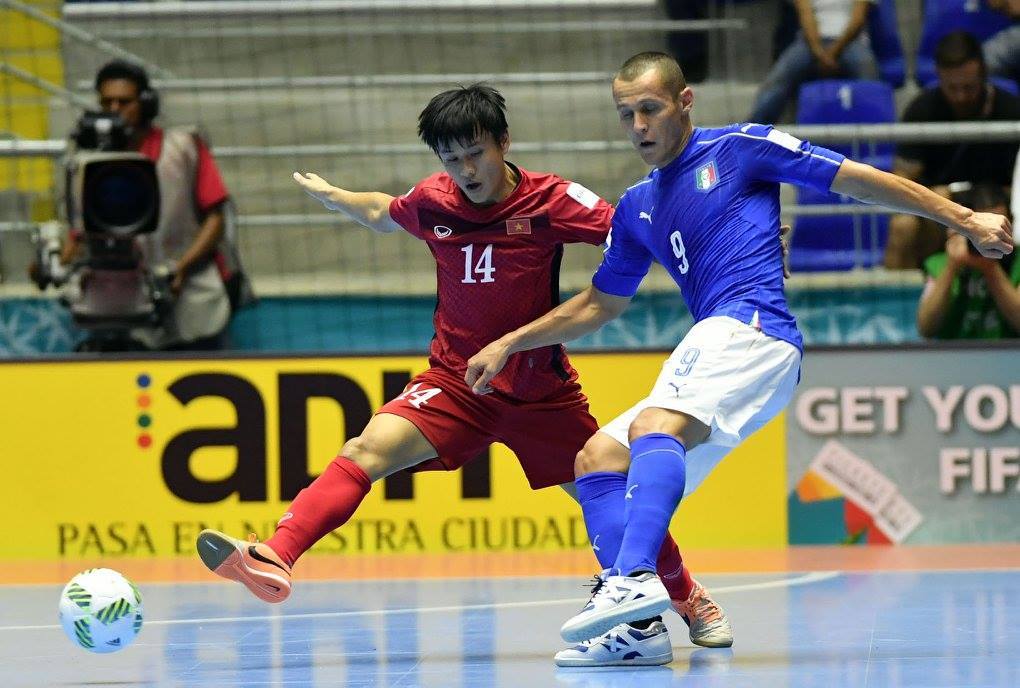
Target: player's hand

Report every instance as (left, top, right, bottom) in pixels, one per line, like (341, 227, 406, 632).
(465, 341, 512, 395)
(961, 212, 1013, 259)
(946, 232, 974, 267)
(947, 232, 995, 272)
(815, 50, 840, 76)
(779, 224, 792, 279)
(293, 171, 340, 210)
(987, 0, 1020, 18)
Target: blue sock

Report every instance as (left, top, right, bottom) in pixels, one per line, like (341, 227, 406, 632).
(575, 472, 628, 570)
(612, 433, 687, 576)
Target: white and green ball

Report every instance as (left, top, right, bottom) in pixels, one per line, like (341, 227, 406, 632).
(58, 568, 143, 653)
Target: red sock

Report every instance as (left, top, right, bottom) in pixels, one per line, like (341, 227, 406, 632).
(656, 534, 695, 601)
(265, 456, 371, 567)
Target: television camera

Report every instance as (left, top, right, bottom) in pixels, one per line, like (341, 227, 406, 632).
(32, 111, 173, 351)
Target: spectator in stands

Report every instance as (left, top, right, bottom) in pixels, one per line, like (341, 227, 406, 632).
(1013, 146, 1020, 234)
(747, 0, 878, 124)
(984, 0, 1020, 84)
(772, 0, 803, 61)
(917, 184, 1020, 339)
(661, 0, 709, 83)
(63, 61, 235, 350)
(885, 31, 1020, 269)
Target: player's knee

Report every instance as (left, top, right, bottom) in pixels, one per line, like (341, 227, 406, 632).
(628, 408, 671, 441)
(573, 445, 600, 478)
(340, 435, 394, 481)
(573, 436, 629, 477)
(628, 408, 708, 448)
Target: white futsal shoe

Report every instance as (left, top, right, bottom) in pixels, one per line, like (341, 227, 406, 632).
(674, 580, 733, 648)
(561, 572, 671, 643)
(554, 621, 673, 667)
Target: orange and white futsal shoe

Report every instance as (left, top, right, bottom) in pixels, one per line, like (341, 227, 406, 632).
(673, 579, 733, 648)
(196, 530, 292, 603)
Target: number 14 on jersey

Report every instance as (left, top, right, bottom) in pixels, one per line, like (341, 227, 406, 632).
(461, 244, 495, 283)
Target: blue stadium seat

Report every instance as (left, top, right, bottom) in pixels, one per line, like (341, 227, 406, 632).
(866, 0, 906, 88)
(990, 75, 1020, 95)
(915, 0, 1011, 87)
(792, 80, 896, 272)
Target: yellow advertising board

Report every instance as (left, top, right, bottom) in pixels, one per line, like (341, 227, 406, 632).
(2, 353, 786, 560)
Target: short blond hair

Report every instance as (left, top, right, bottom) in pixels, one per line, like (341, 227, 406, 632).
(615, 52, 686, 99)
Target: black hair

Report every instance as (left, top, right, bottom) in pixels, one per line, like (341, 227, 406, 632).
(417, 84, 509, 154)
(935, 31, 986, 72)
(615, 51, 687, 99)
(94, 59, 151, 94)
(93, 60, 159, 124)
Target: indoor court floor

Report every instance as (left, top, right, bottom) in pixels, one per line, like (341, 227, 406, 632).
(1, 546, 1018, 687)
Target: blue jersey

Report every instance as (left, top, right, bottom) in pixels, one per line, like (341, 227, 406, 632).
(592, 124, 846, 351)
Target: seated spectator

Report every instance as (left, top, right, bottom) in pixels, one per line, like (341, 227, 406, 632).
(885, 31, 1020, 269)
(984, 0, 1020, 83)
(661, 0, 709, 83)
(747, 0, 878, 124)
(917, 184, 1020, 339)
(772, 0, 803, 61)
(1013, 145, 1020, 232)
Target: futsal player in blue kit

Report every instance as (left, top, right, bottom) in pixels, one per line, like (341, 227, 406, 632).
(466, 51, 1013, 658)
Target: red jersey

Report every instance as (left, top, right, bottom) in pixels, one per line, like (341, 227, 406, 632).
(389, 164, 613, 402)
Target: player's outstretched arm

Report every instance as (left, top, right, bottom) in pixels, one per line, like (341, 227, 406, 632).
(292, 172, 401, 234)
(465, 286, 631, 394)
(829, 159, 1013, 259)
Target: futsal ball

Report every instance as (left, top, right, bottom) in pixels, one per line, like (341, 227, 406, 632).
(58, 568, 143, 653)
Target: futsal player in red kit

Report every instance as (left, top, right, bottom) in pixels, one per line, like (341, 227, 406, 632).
(196, 84, 731, 665)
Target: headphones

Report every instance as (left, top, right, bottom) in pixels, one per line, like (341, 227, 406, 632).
(94, 59, 160, 124)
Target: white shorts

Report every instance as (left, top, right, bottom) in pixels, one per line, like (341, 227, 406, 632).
(599, 316, 801, 497)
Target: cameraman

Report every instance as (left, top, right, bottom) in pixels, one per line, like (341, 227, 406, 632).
(917, 184, 1020, 339)
(62, 60, 233, 350)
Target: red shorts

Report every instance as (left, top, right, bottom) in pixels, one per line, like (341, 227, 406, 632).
(377, 366, 597, 489)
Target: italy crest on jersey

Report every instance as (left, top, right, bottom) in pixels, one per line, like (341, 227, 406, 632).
(694, 160, 718, 192)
